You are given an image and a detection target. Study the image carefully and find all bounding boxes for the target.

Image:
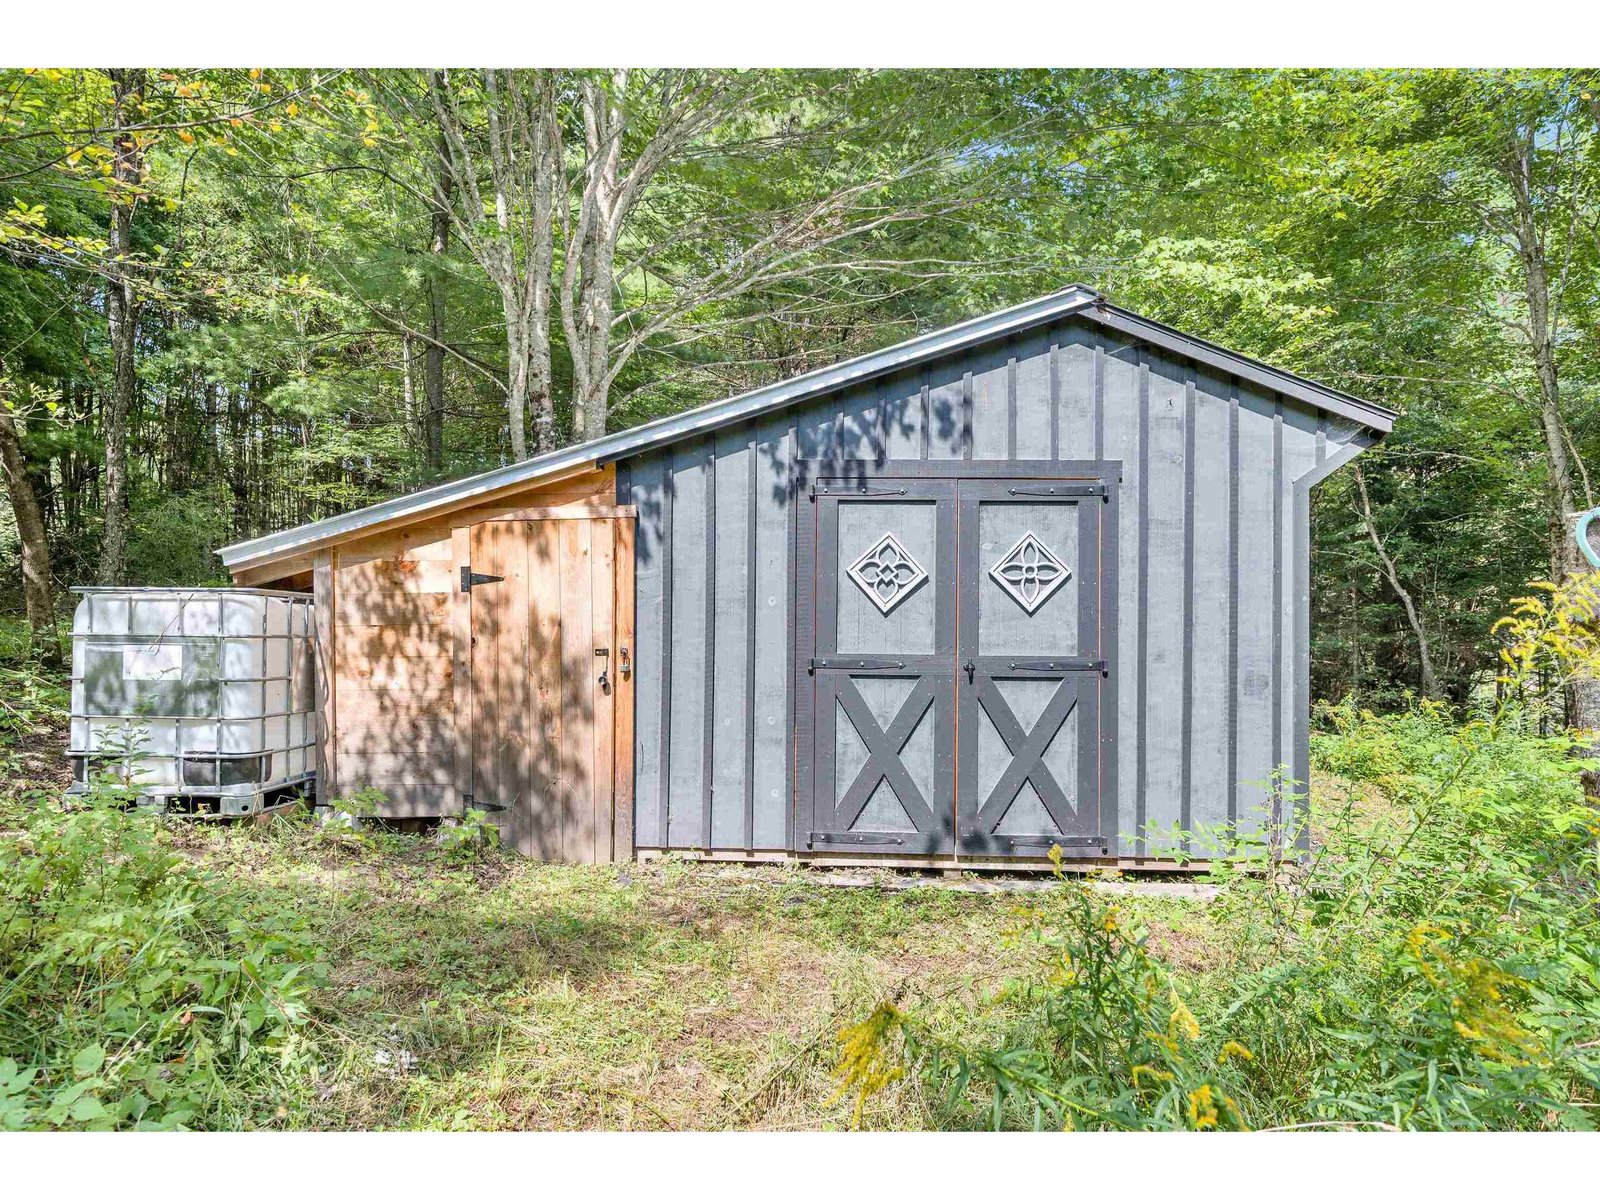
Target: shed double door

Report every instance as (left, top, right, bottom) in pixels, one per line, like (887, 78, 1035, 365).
(462, 513, 635, 862)
(802, 472, 1114, 858)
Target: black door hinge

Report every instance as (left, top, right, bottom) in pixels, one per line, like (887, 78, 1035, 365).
(460, 567, 505, 593)
(809, 831, 907, 847)
(1006, 483, 1106, 498)
(809, 484, 908, 499)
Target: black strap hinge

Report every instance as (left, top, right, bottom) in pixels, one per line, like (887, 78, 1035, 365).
(810, 484, 909, 499)
(991, 834, 1107, 849)
(460, 567, 506, 592)
(1005, 658, 1110, 675)
(811, 656, 906, 672)
(809, 831, 907, 847)
(1006, 483, 1106, 498)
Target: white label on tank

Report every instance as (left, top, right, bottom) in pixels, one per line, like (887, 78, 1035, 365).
(122, 644, 183, 680)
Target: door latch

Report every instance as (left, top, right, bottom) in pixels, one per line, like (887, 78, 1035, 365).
(595, 647, 610, 691)
(964, 660, 975, 684)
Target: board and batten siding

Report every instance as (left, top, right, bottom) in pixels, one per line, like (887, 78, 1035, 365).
(620, 315, 1365, 859)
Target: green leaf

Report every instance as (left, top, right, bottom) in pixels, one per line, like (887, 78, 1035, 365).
(68, 1096, 108, 1122)
(71, 1043, 105, 1078)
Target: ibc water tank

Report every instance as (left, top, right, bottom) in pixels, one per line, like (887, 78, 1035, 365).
(69, 587, 317, 815)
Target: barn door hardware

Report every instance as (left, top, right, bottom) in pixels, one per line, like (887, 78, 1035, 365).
(1006, 657, 1108, 675)
(461, 792, 508, 814)
(810, 656, 905, 673)
(618, 646, 631, 679)
(809, 831, 906, 846)
(991, 834, 1106, 849)
(595, 647, 610, 690)
(459, 567, 505, 593)
(1006, 483, 1106, 499)
(810, 484, 908, 499)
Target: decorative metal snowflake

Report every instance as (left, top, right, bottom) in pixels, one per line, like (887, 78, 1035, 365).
(989, 531, 1069, 613)
(847, 532, 928, 614)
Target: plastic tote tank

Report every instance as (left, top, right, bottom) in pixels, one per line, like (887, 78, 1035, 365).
(69, 587, 317, 815)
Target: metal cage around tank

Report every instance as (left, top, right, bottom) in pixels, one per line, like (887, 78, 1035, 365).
(68, 587, 317, 815)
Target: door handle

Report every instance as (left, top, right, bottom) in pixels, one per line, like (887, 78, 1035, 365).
(964, 660, 975, 684)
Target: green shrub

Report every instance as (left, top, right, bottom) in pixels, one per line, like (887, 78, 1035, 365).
(0, 780, 322, 1129)
(835, 580, 1600, 1130)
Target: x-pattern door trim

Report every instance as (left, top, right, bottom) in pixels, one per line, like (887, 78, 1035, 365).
(799, 477, 958, 854)
(796, 464, 1119, 860)
(956, 475, 1115, 857)
(972, 676, 1080, 834)
(833, 675, 940, 831)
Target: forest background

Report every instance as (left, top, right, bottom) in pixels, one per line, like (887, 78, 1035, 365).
(3, 67, 1598, 722)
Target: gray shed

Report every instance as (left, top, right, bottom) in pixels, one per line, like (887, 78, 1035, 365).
(219, 286, 1394, 868)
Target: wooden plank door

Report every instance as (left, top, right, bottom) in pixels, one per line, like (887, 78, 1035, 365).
(465, 515, 634, 862)
(955, 479, 1115, 858)
(801, 479, 958, 855)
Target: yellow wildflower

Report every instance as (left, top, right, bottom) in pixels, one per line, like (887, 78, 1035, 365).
(831, 1002, 907, 1127)
(1132, 1063, 1174, 1088)
(1168, 992, 1201, 1043)
(1218, 1040, 1253, 1064)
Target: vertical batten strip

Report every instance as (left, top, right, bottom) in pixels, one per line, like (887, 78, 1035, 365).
(961, 371, 974, 459)
(1006, 349, 1018, 459)
(657, 453, 674, 850)
(919, 375, 931, 461)
(874, 385, 889, 464)
(1093, 340, 1105, 460)
(1049, 336, 1061, 461)
(1293, 482, 1313, 853)
(1227, 380, 1240, 832)
(703, 441, 717, 851)
(785, 421, 798, 851)
(1271, 398, 1285, 842)
(745, 428, 758, 851)
(1180, 369, 1197, 847)
(1135, 348, 1150, 857)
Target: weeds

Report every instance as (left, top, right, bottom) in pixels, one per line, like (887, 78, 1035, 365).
(0, 776, 321, 1129)
(834, 576, 1600, 1130)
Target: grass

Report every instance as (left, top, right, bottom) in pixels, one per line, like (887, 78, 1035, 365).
(0, 615, 1242, 1131)
(0, 646, 1229, 1130)
(154, 817, 1227, 1130)
(4, 611, 1594, 1131)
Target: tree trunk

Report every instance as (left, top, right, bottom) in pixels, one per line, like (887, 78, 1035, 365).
(0, 393, 59, 663)
(1353, 463, 1440, 700)
(424, 89, 450, 474)
(423, 68, 558, 462)
(567, 74, 625, 443)
(571, 210, 618, 441)
(401, 332, 416, 456)
(100, 67, 144, 586)
(525, 72, 558, 455)
(1505, 130, 1600, 792)
(495, 275, 530, 461)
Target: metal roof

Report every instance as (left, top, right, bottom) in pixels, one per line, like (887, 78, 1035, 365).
(218, 285, 1395, 571)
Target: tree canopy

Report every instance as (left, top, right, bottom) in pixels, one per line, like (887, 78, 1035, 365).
(2, 67, 1597, 711)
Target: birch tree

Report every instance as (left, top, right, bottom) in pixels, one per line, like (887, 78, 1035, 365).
(374, 69, 1031, 454)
